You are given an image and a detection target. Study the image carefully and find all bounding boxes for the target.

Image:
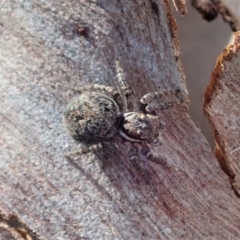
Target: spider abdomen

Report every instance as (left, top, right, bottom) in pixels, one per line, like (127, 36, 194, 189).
(63, 92, 121, 144)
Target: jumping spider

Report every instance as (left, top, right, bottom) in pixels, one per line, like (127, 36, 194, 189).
(63, 83, 183, 158)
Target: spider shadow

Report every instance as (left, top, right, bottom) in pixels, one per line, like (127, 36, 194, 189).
(65, 135, 178, 224)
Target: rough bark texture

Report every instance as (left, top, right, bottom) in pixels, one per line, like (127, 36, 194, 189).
(0, 228, 16, 240)
(204, 32, 240, 196)
(1, 1, 240, 240)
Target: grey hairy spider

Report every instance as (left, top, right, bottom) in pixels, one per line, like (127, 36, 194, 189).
(63, 57, 184, 157)
(63, 82, 183, 157)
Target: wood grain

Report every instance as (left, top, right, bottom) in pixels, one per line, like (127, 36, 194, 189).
(204, 31, 240, 196)
(1, 0, 240, 239)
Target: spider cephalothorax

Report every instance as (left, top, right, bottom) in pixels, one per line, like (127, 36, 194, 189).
(119, 112, 160, 143)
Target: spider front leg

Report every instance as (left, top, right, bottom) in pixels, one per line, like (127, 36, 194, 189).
(115, 59, 133, 112)
(118, 84, 133, 112)
(140, 89, 184, 113)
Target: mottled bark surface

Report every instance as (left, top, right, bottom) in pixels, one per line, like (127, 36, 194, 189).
(1, 1, 240, 240)
(0, 227, 16, 240)
(204, 32, 240, 196)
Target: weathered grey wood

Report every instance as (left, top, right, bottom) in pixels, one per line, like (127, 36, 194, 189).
(1, 0, 240, 239)
(0, 227, 16, 240)
(204, 32, 240, 197)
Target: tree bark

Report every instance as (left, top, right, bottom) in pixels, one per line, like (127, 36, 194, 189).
(204, 32, 240, 197)
(1, 0, 240, 239)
